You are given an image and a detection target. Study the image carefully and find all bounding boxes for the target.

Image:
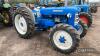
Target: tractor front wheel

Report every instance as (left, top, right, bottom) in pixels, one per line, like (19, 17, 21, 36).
(49, 24, 79, 54)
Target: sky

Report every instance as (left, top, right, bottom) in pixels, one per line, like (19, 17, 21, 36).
(88, 0, 100, 2)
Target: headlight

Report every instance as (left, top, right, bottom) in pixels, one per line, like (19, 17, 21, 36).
(67, 13, 72, 18)
(74, 14, 79, 25)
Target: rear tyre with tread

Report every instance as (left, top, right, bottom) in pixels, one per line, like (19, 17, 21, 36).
(14, 7, 35, 39)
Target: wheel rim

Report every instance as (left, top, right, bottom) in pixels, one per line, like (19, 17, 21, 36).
(15, 14, 27, 35)
(80, 16, 89, 25)
(53, 30, 73, 50)
(77, 24, 83, 35)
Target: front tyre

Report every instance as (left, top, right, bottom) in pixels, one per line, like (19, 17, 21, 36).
(14, 7, 35, 39)
(49, 24, 79, 54)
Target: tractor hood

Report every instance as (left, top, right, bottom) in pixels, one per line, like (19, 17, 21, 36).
(40, 7, 79, 15)
(70, 6, 81, 12)
(74, 4, 89, 12)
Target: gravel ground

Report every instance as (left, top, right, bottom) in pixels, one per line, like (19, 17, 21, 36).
(0, 8, 100, 56)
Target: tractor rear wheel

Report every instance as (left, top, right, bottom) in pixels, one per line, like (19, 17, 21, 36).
(49, 24, 79, 54)
(14, 7, 35, 39)
(79, 13, 92, 28)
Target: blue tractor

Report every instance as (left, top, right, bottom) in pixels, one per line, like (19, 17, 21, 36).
(37, 0, 88, 38)
(13, 4, 84, 54)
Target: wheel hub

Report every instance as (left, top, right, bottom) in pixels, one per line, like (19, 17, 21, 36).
(18, 18, 26, 30)
(59, 36, 66, 43)
(20, 23, 24, 27)
(15, 14, 27, 35)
